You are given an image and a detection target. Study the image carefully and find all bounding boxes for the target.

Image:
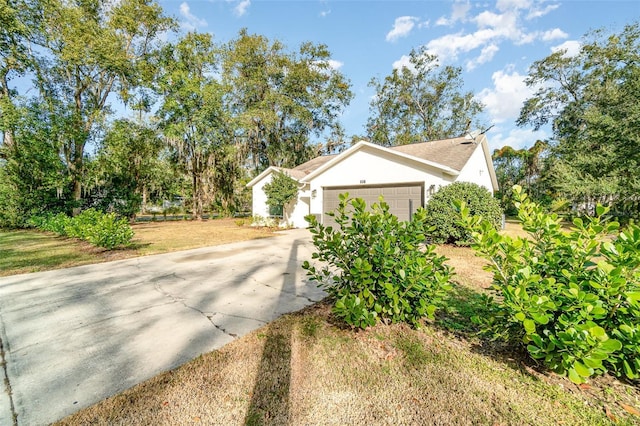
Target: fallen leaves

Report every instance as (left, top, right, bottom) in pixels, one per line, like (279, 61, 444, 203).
(604, 405, 618, 423)
(620, 403, 640, 416)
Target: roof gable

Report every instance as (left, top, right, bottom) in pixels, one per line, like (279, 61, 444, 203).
(245, 166, 305, 188)
(300, 141, 462, 183)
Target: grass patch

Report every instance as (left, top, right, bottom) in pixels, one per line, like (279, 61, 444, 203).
(0, 218, 274, 276)
(56, 301, 640, 425)
(0, 230, 102, 276)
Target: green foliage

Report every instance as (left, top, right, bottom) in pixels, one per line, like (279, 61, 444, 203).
(223, 29, 353, 174)
(93, 119, 165, 220)
(367, 46, 484, 146)
(158, 32, 237, 220)
(303, 193, 454, 329)
(29, 209, 133, 249)
(460, 185, 640, 383)
(518, 22, 640, 219)
(425, 182, 502, 245)
(85, 213, 135, 250)
(492, 140, 550, 214)
(263, 171, 299, 220)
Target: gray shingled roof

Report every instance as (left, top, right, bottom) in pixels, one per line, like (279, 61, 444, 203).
(389, 136, 478, 171)
(287, 136, 478, 180)
(291, 153, 337, 175)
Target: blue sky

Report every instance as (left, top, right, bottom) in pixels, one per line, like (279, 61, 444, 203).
(160, 0, 639, 152)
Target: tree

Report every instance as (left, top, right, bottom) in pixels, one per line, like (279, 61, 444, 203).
(492, 140, 550, 213)
(92, 119, 164, 220)
(263, 171, 299, 222)
(33, 0, 174, 212)
(367, 47, 485, 146)
(0, 100, 68, 227)
(0, 0, 40, 154)
(518, 22, 640, 218)
(157, 32, 236, 220)
(222, 29, 353, 175)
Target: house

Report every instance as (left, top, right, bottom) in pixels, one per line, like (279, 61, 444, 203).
(246, 133, 499, 228)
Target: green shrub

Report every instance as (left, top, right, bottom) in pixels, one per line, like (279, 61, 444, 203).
(39, 213, 72, 236)
(65, 208, 102, 239)
(87, 213, 134, 249)
(459, 185, 640, 383)
(28, 209, 133, 249)
(302, 193, 454, 329)
(425, 182, 502, 245)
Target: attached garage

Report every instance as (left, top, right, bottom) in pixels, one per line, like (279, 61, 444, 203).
(322, 183, 424, 228)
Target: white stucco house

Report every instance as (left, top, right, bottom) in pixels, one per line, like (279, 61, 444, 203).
(246, 133, 499, 228)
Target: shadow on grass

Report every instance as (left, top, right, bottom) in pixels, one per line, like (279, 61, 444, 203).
(244, 238, 308, 425)
(436, 282, 491, 337)
(244, 322, 292, 426)
(434, 282, 541, 380)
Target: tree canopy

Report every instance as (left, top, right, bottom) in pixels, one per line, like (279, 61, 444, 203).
(367, 47, 485, 146)
(0, 7, 353, 225)
(518, 21, 640, 217)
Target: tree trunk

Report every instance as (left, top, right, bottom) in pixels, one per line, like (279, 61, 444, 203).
(142, 185, 148, 214)
(72, 179, 82, 216)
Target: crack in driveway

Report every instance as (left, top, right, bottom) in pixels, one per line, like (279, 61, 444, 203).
(152, 280, 246, 340)
(245, 274, 319, 304)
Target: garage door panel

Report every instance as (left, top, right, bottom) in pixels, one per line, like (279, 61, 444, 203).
(322, 184, 423, 228)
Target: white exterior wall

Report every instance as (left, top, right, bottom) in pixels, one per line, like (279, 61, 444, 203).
(288, 187, 311, 228)
(456, 144, 495, 194)
(252, 173, 272, 218)
(308, 146, 453, 219)
(251, 172, 310, 228)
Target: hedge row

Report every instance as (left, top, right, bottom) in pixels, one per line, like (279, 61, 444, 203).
(29, 209, 134, 249)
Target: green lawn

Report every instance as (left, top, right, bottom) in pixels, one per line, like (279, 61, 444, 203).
(0, 219, 274, 276)
(0, 229, 103, 276)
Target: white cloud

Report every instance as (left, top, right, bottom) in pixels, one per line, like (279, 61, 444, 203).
(466, 44, 499, 70)
(233, 0, 250, 16)
(426, 30, 493, 62)
(542, 28, 568, 41)
(319, 9, 331, 17)
(478, 68, 534, 123)
(487, 126, 549, 151)
(526, 3, 560, 19)
(551, 40, 581, 57)
(452, 1, 472, 20)
(392, 54, 413, 70)
(179, 2, 207, 31)
(496, 0, 532, 12)
(436, 1, 471, 26)
(313, 59, 344, 73)
(435, 16, 449, 26)
(424, 0, 567, 66)
(326, 59, 344, 70)
(386, 16, 418, 42)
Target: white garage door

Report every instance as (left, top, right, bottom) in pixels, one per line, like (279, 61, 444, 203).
(322, 183, 423, 228)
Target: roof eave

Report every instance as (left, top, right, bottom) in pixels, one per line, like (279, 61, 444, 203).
(245, 166, 302, 188)
(300, 141, 459, 183)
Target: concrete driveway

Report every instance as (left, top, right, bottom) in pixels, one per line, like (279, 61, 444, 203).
(0, 229, 325, 425)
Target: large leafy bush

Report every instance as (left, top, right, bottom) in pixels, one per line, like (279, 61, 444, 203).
(29, 209, 133, 249)
(460, 185, 640, 383)
(302, 193, 453, 328)
(425, 182, 502, 245)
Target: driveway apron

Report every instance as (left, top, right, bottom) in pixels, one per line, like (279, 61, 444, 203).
(0, 229, 325, 425)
